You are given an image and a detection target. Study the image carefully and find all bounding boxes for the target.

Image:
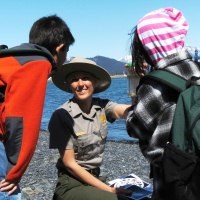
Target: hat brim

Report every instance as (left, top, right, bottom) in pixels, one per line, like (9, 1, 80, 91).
(52, 62, 111, 93)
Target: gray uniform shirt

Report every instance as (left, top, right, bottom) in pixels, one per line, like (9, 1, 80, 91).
(49, 97, 117, 171)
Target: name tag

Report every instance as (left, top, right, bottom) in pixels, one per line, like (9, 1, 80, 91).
(75, 131, 87, 137)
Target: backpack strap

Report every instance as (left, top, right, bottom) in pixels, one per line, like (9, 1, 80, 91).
(143, 69, 187, 92)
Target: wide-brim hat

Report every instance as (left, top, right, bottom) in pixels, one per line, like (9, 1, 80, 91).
(52, 57, 111, 93)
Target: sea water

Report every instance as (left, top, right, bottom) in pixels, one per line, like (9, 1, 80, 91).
(41, 77, 137, 141)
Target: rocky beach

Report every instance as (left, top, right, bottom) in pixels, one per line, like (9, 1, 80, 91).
(20, 131, 151, 200)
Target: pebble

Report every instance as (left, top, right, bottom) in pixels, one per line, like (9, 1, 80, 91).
(20, 131, 151, 200)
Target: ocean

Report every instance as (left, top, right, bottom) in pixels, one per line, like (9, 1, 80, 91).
(41, 77, 137, 142)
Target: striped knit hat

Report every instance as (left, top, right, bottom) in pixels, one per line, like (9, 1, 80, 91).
(137, 7, 189, 65)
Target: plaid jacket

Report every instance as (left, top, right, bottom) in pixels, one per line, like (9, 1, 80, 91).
(126, 50, 200, 166)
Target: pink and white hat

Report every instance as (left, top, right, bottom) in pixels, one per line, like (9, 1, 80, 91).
(137, 7, 189, 65)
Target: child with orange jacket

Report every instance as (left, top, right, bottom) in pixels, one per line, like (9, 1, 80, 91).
(0, 15, 75, 200)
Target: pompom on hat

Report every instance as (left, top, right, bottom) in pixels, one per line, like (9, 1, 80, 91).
(137, 7, 189, 65)
(52, 57, 111, 93)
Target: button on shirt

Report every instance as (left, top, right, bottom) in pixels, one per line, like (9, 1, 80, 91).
(49, 97, 117, 171)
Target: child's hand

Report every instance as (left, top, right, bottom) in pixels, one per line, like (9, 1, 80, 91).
(0, 179, 18, 195)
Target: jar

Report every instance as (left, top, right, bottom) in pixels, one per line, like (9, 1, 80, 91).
(125, 63, 140, 102)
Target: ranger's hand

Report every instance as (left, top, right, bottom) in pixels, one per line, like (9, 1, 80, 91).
(111, 186, 132, 196)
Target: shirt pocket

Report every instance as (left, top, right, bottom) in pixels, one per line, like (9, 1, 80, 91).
(76, 133, 99, 160)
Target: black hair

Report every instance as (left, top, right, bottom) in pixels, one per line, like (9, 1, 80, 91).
(130, 28, 154, 77)
(29, 15, 75, 55)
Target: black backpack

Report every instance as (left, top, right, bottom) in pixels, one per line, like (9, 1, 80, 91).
(144, 69, 200, 200)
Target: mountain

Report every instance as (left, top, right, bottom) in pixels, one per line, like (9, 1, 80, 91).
(118, 55, 132, 63)
(87, 56, 126, 75)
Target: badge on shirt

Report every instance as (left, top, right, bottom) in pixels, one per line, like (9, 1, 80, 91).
(75, 131, 87, 137)
(100, 114, 107, 124)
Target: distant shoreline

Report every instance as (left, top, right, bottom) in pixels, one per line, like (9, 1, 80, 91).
(111, 74, 127, 78)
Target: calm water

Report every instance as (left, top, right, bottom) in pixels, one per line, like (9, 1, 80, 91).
(41, 77, 136, 141)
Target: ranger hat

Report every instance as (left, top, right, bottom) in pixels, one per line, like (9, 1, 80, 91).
(52, 57, 111, 93)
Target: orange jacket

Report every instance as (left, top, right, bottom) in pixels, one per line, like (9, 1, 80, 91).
(0, 43, 54, 183)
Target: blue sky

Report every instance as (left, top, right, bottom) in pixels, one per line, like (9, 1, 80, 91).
(1, 1, 200, 60)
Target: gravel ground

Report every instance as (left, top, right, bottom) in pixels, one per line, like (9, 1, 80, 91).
(20, 131, 151, 200)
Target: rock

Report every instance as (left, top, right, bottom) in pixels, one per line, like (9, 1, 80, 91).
(20, 131, 151, 199)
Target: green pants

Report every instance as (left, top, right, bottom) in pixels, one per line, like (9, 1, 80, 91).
(53, 172, 129, 200)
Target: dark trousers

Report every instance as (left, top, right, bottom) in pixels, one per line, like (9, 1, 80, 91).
(53, 171, 129, 200)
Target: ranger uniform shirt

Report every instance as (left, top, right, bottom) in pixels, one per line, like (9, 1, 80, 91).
(49, 97, 117, 171)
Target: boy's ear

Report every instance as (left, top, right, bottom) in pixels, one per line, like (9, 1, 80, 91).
(56, 43, 65, 54)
